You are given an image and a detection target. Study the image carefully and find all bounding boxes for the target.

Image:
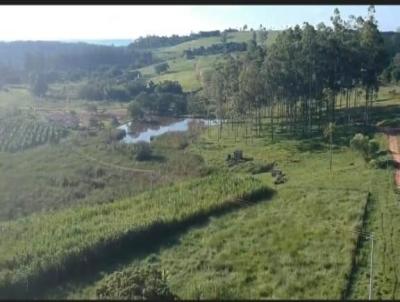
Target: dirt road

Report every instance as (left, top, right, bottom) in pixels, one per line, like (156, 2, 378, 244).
(388, 134, 400, 187)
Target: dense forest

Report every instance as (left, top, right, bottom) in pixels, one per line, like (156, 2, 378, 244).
(128, 30, 221, 49)
(183, 42, 247, 59)
(196, 7, 398, 140)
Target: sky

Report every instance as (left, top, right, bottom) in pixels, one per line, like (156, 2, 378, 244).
(0, 5, 399, 42)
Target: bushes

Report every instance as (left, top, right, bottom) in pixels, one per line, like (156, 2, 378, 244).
(96, 266, 177, 300)
(108, 129, 126, 142)
(78, 82, 105, 100)
(151, 132, 189, 150)
(105, 85, 130, 102)
(131, 91, 187, 117)
(229, 160, 275, 175)
(128, 101, 144, 121)
(154, 63, 170, 75)
(134, 141, 153, 161)
(183, 42, 247, 58)
(350, 133, 380, 162)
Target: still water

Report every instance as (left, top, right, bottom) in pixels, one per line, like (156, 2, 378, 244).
(117, 118, 219, 144)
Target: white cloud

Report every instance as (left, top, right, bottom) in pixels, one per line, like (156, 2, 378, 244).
(0, 5, 214, 40)
(0, 5, 397, 41)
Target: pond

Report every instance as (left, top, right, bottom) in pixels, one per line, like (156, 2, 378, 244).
(117, 118, 219, 144)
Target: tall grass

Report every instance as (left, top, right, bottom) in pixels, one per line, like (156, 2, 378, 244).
(0, 173, 270, 298)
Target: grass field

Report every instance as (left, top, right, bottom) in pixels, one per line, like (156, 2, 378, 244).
(1, 32, 400, 299)
(138, 30, 279, 92)
(138, 55, 219, 91)
(38, 120, 390, 299)
(2, 86, 400, 298)
(0, 173, 270, 298)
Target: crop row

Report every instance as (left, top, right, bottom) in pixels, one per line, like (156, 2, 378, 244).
(0, 117, 66, 152)
(0, 173, 272, 298)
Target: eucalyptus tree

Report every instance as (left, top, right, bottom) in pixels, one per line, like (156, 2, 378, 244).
(200, 6, 388, 142)
(324, 122, 336, 172)
(356, 5, 387, 125)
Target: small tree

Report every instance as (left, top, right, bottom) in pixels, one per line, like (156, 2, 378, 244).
(88, 116, 100, 128)
(86, 103, 98, 113)
(30, 73, 48, 98)
(110, 115, 120, 127)
(96, 266, 177, 300)
(350, 133, 380, 161)
(134, 141, 153, 161)
(154, 63, 170, 75)
(323, 122, 336, 172)
(221, 31, 228, 44)
(128, 101, 144, 121)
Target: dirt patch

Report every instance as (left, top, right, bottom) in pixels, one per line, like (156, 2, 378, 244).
(387, 134, 400, 187)
(45, 111, 80, 129)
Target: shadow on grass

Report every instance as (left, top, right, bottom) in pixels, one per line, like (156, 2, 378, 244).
(295, 137, 326, 153)
(5, 187, 276, 299)
(149, 154, 167, 163)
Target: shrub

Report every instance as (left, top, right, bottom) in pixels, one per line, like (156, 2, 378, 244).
(374, 154, 398, 169)
(350, 133, 379, 161)
(230, 161, 275, 175)
(128, 101, 144, 121)
(368, 139, 380, 157)
(95, 266, 177, 300)
(109, 129, 126, 142)
(154, 63, 170, 75)
(134, 141, 153, 161)
(106, 85, 130, 102)
(151, 132, 189, 150)
(79, 82, 105, 100)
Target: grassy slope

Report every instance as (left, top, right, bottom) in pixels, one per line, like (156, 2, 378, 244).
(48, 91, 400, 299)
(349, 132, 400, 300)
(1, 32, 400, 299)
(0, 126, 213, 221)
(47, 122, 378, 299)
(0, 173, 269, 298)
(138, 55, 219, 92)
(0, 87, 208, 221)
(138, 31, 278, 92)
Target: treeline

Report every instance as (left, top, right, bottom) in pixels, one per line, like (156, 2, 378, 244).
(0, 41, 154, 86)
(198, 6, 389, 139)
(128, 30, 221, 49)
(382, 53, 400, 84)
(24, 47, 153, 73)
(128, 80, 187, 117)
(0, 41, 150, 70)
(183, 42, 247, 59)
(79, 75, 188, 117)
(78, 77, 147, 102)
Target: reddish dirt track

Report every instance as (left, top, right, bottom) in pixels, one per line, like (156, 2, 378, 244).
(388, 134, 400, 187)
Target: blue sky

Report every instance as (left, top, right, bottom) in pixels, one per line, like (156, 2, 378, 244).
(0, 5, 399, 41)
(192, 5, 400, 31)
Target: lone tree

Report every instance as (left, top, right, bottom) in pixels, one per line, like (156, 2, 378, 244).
(30, 73, 48, 98)
(323, 122, 336, 172)
(134, 141, 153, 161)
(350, 133, 380, 162)
(154, 62, 170, 75)
(221, 31, 228, 44)
(128, 101, 144, 121)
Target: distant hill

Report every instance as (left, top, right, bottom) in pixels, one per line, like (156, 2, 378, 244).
(0, 41, 152, 71)
(64, 39, 133, 47)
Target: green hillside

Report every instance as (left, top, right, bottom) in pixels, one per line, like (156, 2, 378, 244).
(138, 30, 278, 91)
(1, 15, 400, 301)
